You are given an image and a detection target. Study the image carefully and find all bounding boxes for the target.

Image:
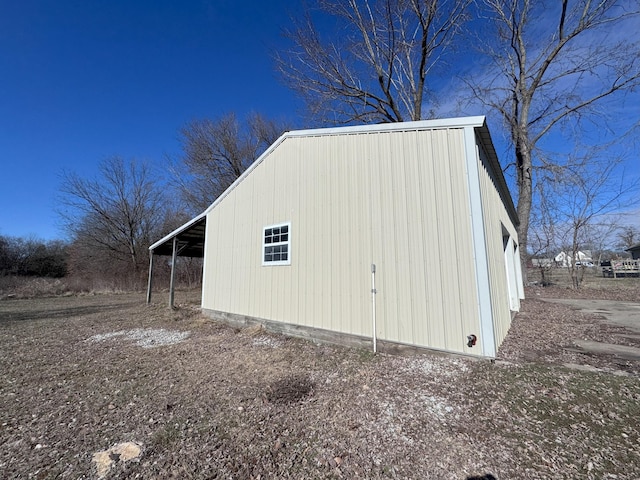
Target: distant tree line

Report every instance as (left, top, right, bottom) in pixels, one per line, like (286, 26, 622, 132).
(0, 236, 67, 278)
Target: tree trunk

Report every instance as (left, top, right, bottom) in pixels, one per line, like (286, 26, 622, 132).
(515, 132, 533, 284)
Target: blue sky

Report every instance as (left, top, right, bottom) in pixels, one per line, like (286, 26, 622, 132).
(0, 0, 300, 240)
(1, 1, 638, 241)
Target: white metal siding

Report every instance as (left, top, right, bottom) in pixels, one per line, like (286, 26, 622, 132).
(476, 141, 520, 349)
(202, 127, 485, 354)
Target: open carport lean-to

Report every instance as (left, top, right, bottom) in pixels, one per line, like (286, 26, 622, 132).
(147, 214, 206, 307)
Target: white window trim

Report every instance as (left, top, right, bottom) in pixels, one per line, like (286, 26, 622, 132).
(262, 222, 291, 266)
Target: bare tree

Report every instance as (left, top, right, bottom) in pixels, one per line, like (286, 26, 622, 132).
(532, 145, 635, 288)
(582, 221, 622, 266)
(618, 225, 640, 249)
(59, 157, 169, 287)
(527, 191, 558, 285)
(468, 0, 640, 272)
(173, 112, 288, 214)
(275, 0, 470, 124)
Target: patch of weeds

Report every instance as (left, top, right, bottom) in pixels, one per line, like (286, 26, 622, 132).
(381, 465, 396, 476)
(357, 348, 376, 363)
(150, 423, 182, 449)
(194, 418, 219, 437)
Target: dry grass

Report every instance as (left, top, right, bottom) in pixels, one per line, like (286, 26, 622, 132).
(0, 288, 639, 479)
(527, 266, 640, 302)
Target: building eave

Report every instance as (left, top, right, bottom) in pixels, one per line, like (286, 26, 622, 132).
(150, 116, 519, 253)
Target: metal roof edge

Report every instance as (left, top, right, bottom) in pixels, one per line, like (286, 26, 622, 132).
(473, 120, 520, 228)
(200, 129, 291, 217)
(149, 212, 207, 251)
(289, 116, 487, 138)
(199, 116, 491, 218)
(150, 116, 517, 251)
(149, 129, 294, 252)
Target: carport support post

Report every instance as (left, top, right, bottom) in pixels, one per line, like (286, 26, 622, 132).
(146, 252, 154, 304)
(169, 236, 178, 308)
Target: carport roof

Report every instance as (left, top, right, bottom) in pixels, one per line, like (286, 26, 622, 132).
(149, 214, 206, 257)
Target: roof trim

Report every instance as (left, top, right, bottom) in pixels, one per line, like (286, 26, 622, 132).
(151, 116, 519, 250)
(200, 116, 493, 218)
(149, 211, 206, 252)
(288, 116, 488, 137)
(473, 121, 520, 228)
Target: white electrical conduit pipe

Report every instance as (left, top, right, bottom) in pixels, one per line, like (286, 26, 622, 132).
(371, 263, 377, 354)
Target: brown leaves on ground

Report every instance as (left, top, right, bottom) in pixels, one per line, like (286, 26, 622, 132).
(0, 285, 639, 479)
(500, 292, 640, 375)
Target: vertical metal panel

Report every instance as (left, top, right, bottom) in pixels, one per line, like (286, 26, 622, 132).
(420, 132, 445, 348)
(439, 130, 461, 347)
(448, 129, 483, 353)
(376, 132, 400, 342)
(201, 125, 495, 355)
(296, 137, 314, 327)
(404, 131, 428, 345)
(475, 141, 520, 350)
(504, 236, 520, 311)
(202, 209, 220, 310)
(514, 244, 525, 300)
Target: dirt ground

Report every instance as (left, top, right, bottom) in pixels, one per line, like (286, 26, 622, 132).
(1, 279, 639, 479)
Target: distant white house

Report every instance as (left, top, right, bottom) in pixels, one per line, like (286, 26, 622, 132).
(554, 251, 593, 267)
(150, 117, 524, 358)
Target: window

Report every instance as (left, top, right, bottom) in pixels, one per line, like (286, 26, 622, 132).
(262, 222, 290, 265)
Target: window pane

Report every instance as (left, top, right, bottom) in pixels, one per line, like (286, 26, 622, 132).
(264, 224, 290, 264)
